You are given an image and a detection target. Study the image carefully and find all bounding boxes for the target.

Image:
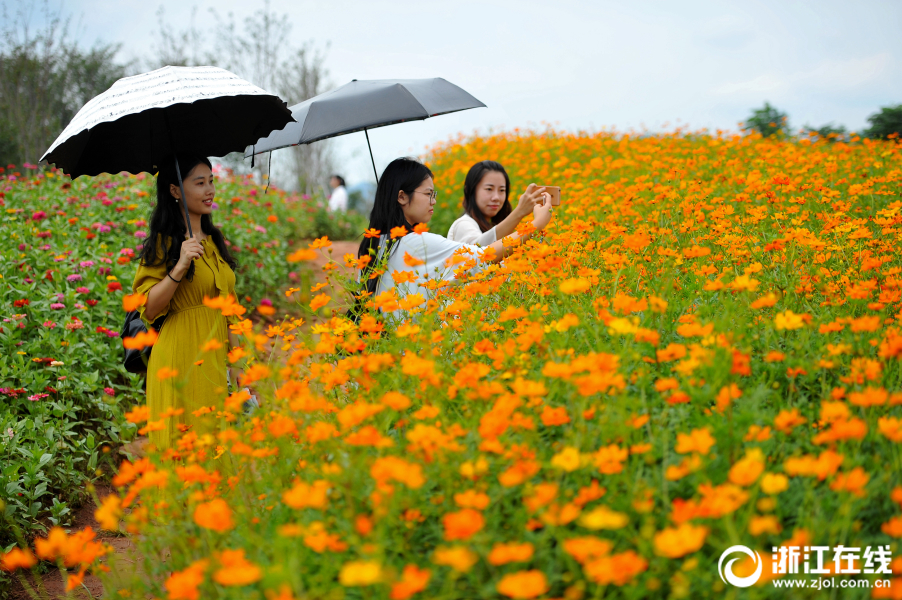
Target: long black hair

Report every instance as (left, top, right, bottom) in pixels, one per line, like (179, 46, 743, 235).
(462, 160, 512, 233)
(355, 157, 433, 297)
(138, 155, 237, 281)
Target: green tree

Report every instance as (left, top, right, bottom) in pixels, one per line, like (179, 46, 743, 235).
(0, 1, 129, 167)
(863, 104, 902, 140)
(802, 122, 847, 142)
(152, 1, 333, 191)
(743, 102, 789, 138)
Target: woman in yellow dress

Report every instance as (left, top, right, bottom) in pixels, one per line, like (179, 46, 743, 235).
(132, 155, 242, 450)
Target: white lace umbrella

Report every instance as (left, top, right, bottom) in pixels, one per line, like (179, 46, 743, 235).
(41, 65, 293, 236)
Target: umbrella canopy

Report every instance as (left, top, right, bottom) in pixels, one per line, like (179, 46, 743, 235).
(245, 78, 485, 181)
(41, 65, 294, 179)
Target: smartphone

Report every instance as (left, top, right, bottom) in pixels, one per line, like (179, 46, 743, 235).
(540, 185, 561, 206)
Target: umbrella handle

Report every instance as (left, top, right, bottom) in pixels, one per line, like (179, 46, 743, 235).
(174, 156, 194, 239)
(365, 128, 379, 185)
(163, 111, 194, 239)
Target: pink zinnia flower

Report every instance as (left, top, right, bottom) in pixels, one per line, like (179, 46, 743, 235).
(50, 303, 65, 310)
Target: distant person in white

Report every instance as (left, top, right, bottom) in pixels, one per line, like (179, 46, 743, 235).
(328, 174, 348, 212)
(447, 160, 547, 245)
(353, 157, 552, 316)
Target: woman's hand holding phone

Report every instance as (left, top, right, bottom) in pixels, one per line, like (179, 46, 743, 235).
(514, 183, 547, 219)
(533, 196, 553, 230)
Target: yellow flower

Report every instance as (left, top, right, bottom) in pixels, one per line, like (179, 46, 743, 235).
(551, 447, 581, 472)
(774, 310, 806, 330)
(338, 560, 382, 586)
(578, 505, 629, 530)
(760, 473, 789, 495)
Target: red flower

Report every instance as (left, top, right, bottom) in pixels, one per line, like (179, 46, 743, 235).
(86, 299, 99, 307)
(107, 282, 123, 293)
(13, 299, 29, 308)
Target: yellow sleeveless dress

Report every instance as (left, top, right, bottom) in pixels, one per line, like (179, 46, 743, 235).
(132, 235, 239, 450)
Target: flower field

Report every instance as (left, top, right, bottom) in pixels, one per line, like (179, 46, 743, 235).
(5, 128, 902, 598)
(0, 166, 353, 561)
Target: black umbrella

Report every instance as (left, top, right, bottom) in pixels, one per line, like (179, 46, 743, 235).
(245, 78, 485, 182)
(41, 65, 294, 236)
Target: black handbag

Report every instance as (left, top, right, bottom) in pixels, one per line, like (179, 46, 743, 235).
(121, 311, 166, 373)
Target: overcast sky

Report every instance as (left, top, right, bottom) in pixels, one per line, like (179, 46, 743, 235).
(49, 0, 902, 185)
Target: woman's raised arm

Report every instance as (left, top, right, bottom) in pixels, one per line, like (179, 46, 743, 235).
(483, 198, 553, 263)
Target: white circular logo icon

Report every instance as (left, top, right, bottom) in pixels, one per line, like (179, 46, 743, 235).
(718, 545, 763, 588)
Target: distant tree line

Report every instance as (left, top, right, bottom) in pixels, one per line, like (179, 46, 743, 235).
(744, 101, 902, 141)
(0, 0, 332, 193)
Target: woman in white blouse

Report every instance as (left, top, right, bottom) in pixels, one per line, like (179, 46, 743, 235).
(446, 160, 547, 245)
(353, 157, 552, 314)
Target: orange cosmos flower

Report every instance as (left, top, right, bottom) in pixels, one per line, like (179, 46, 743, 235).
(370, 456, 425, 488)
(94, 494, 122, 531)
(239, 363, 270, 386)
(193, 498, 235, 532)
(453, 489, 490, 510)
(165, 560, 208, 600)
(124, 404, 150, 423)
(728, 448, 765, 486)
(390, 565, 431, 599)
(878, 416, 902, 442)
(583, 550, 648, 585)
(559, 277, 591, 294)
(495, 570, 549, 599)
(432, 546, 477, 572)
(443, 508, 484, 540)
(156, 366, 179, 380)
(203, 294, 246, 317)
(213, 549, 262, 586)
(0, 547, 37, 571)
(675, 427, 716, 455)
(227, 346, 246, 364)
(390, 226, 408, 239)
(403, 251, 424, 267)
(282, 479, 330, 509)
(122, 293, 146, 312)
(540, 405, 570, 426)
(309, 293, 331, 311)
(881, 516, 902, 538)
(653, 523, 708, 558)
(309, 236, 332, 249)
(287, 247, 317, 262)
(122, 328, 158, 350)
(829, 466, 870, 497)
(200, 338, 223, 352)
(363, 228, 381, 238)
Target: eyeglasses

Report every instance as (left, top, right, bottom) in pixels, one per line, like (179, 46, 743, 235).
(415, 189, 438, 204)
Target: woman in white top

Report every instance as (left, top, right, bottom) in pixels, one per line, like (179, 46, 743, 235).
(446, 160, 546, 245)
(353, 158, 552, 315)
(328, 174, 349, 212)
